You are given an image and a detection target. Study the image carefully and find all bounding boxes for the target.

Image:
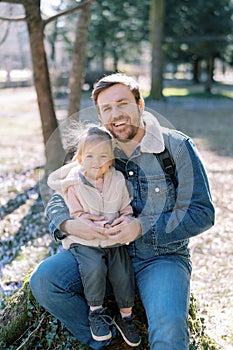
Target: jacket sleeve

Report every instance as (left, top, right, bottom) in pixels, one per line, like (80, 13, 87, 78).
(139, 138, 215, 245)
(47, 161, 78, 193)
(45, 193, 71, 239)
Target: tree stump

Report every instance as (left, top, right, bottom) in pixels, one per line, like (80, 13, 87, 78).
(0, 274, 219, 350)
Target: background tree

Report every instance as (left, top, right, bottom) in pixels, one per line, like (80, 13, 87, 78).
(68, 2, 92, 118)
(86, 0, 149, 73)
(149, 0, 165, 100)
(164, 0, 233, 92)
(1, 0, 232, 106)
(44, 19, 59, 68)
(0, 0, 94, 172)
(0, 4, 11, 46)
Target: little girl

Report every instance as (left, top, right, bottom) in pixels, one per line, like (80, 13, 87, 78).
(47, 126, 141, 347)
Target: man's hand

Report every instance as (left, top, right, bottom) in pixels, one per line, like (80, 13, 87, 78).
(60, 215, 107, 241)
(105, 217, 142, 245)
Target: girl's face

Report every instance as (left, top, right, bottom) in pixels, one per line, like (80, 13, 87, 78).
(77, 140, 113, 180)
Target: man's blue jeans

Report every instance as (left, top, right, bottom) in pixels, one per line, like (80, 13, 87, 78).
(132, 254, 191, 349)
(30, 249, 191, 350)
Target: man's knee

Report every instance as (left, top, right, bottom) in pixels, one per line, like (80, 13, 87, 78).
(149, 313, 189, 349)
(29, 261, 50, 301)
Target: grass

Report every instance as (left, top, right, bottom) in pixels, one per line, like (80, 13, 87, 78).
(162, 80, 233, 99)
(142, 79, 233, 101)
(163, 87, 190, 96)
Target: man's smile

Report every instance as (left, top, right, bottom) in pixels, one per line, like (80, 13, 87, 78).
(112, 117, 129, 128)
(113, 121, 126, 127)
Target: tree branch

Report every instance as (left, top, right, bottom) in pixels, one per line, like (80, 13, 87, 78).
(0, 0, 25, 21)
(0, 0, 24, 3)
(0, 20, 11, 45)
(0, 0, 95, 24)
(43, 0, 95, 27)
(15, 314, 46, 350)
(0, 15, 26, 21)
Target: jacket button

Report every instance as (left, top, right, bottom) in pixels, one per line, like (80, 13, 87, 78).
(129, 171, 134, 176)
(155, 187, 160, 193)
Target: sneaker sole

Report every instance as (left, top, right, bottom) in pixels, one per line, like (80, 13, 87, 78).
(114, 320, 141, 347)
(90, 328, 112, 341)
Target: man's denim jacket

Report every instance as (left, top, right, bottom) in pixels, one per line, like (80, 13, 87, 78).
(46, 113, 215, 259)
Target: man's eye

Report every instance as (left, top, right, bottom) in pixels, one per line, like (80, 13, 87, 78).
(103, 106, 110, 112)
(119, 102, 127, 107)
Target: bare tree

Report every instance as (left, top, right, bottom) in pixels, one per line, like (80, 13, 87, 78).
(149, 0, 165, 100)
(68, 2, 92, 118)
(0, 0, 94, 172)
(0, 5, 11, 46)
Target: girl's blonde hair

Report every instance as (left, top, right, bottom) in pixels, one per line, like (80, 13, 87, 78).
(75, 126, 113, 159)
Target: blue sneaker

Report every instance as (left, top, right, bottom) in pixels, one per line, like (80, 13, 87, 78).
(89, 307, 113, 341)
(114, 313, 141, 347)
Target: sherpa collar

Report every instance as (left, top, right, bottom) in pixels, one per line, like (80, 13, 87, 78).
(139, 111, 165, 153)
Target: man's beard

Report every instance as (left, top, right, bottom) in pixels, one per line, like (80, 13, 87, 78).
(109, 123, 139, 143)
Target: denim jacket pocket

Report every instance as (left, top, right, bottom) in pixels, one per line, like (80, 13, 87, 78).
(160, 239, 190, 256)
(141, 230, 189, 257)
(129, 174, 176, 218)
(140, 176, 176, 216)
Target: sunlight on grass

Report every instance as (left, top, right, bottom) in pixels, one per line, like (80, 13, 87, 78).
(138, 82, 233, 100)
(163, 87, 189, 96)
(221, 90, 233, 98)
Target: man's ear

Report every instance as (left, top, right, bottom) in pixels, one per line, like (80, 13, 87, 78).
(138, 98, 145, 114)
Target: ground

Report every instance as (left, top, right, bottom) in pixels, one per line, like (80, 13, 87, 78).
(0, 85, 233, 349)
(189, 150, 233, 350)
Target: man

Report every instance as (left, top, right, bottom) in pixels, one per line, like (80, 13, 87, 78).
(30, 73, 215, 349)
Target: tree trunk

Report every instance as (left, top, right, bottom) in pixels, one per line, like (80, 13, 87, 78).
(192, 56, 200, 83)
(68, 2, 92, 119)
(113, 51, 119, 72)
(24, 0, 65, 173)
(205, 56, 214, 93)
(100, 40, 106, 72)
(149, 0, 165, 100)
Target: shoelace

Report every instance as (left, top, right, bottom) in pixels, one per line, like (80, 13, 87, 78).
(90, 310, 113, 328)
(122, 316, 141, 335)
(98, 314, 114, 327)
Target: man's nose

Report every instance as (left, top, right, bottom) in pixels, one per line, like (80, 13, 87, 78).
(111, 105, 121, 118)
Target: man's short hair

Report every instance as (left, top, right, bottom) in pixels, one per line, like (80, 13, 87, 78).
(92, 73, 143, 106)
